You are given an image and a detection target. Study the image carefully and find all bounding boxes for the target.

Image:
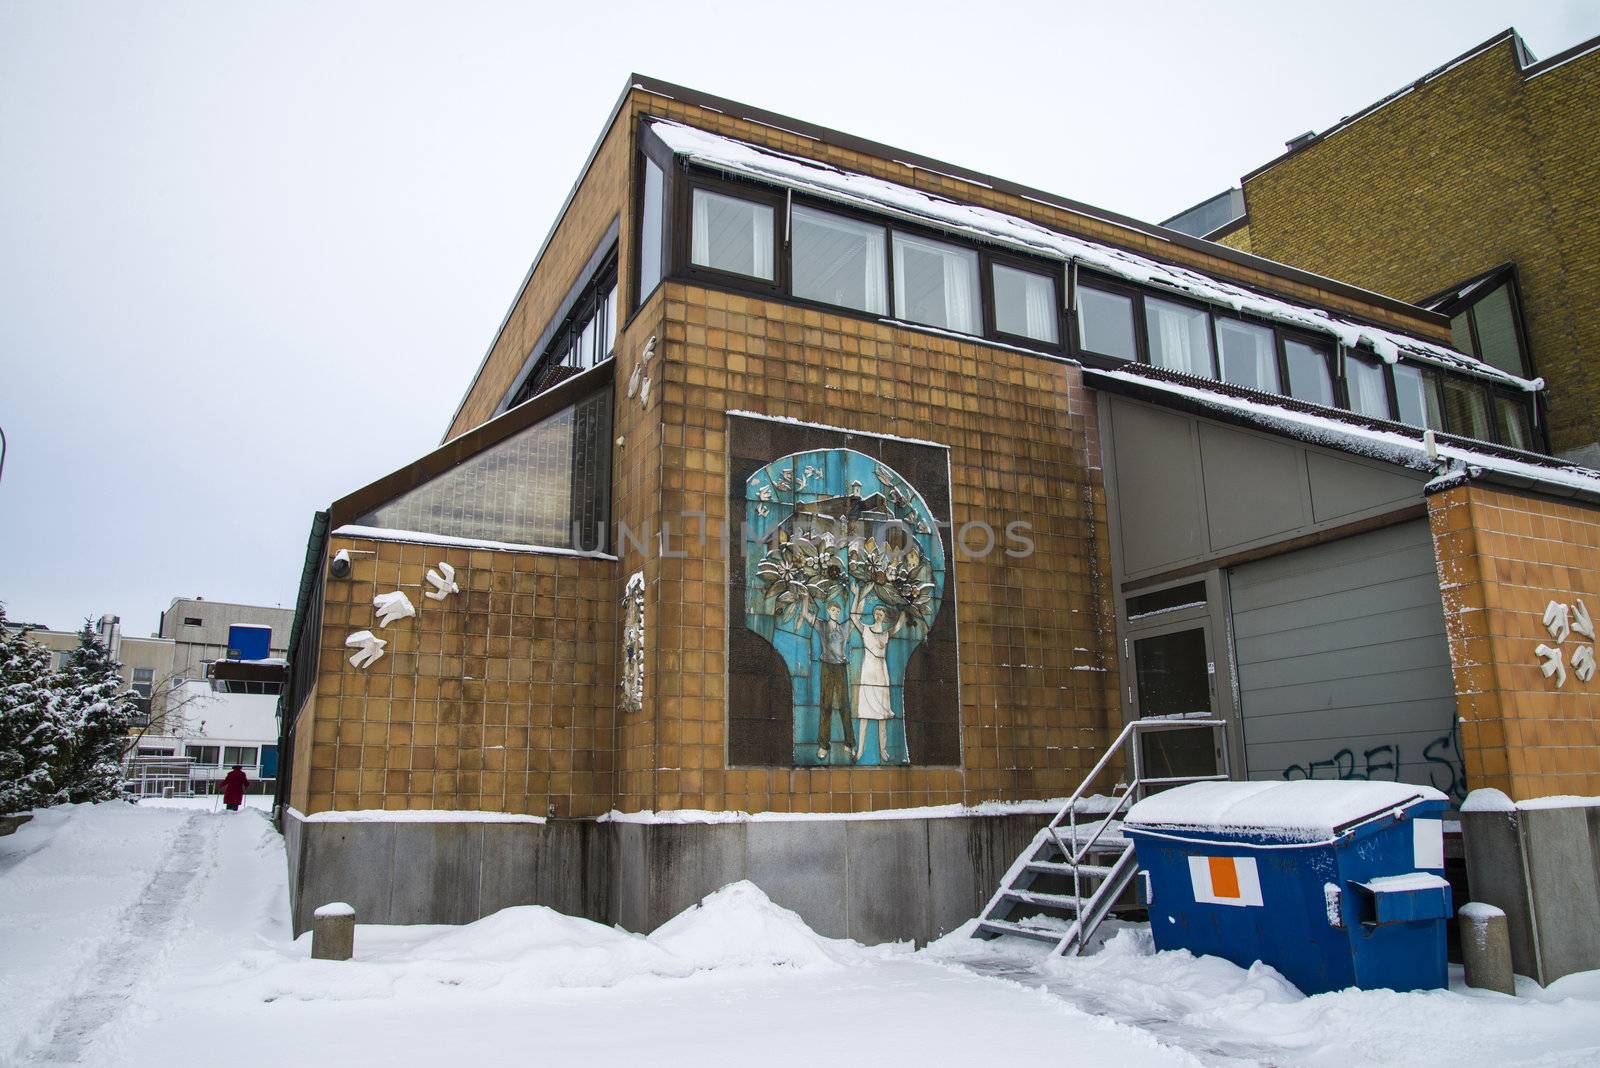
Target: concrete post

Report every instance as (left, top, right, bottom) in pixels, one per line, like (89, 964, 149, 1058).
(1460, 902, 1515, 995)
(312, 902, 355, 961)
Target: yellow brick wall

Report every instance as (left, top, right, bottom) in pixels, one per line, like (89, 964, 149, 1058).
(300, 534, 617, 816)
(1429, 484, 1600, 799)
(1238, 39, 1600, 455)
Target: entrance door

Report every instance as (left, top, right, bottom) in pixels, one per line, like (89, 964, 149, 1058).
(1121, 579, 1227, 781)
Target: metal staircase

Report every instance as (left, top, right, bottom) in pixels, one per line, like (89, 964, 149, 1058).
(973, 715, 1230, 956)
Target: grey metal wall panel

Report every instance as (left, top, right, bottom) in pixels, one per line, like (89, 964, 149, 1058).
(1104, 397, 1428, 583)
(1198, 423, 1309, 550)
(1229, 520, 1464, 800)
(1109, 401, 1207, 575)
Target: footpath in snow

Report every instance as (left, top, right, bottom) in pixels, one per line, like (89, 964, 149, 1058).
(2, 804, 1599, 1068)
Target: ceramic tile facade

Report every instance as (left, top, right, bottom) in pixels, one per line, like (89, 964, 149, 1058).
(1429, 484, 1600, 798)
(296, 534, 616, 816)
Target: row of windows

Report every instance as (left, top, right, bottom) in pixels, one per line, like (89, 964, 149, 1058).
(635, 142, 1540, 453)
(510, 257, 619, 409)
(184, 745, 259, 768)
(1076, 278, 1535, 450)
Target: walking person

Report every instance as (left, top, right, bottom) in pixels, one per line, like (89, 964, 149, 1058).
(220, 764, 249, 812)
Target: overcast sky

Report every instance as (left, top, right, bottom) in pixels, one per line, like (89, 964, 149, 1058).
(2, 1, 1596, 638)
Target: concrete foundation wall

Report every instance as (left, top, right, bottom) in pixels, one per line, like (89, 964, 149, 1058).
(283, 811, 1047, 943)
(1461, 799, 1600, 985)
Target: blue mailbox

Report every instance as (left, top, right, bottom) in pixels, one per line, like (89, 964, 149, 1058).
(1124, 780, 1452, 996)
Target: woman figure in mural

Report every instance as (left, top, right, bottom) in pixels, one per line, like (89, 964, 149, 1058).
(851, 585, 908, 764)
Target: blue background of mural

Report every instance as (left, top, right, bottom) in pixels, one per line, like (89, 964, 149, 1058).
(742, 448, 946, 766)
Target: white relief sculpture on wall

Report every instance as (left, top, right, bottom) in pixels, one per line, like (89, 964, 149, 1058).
(628, 335, 656, 409)
(372, 591, 416, 628)
(1543, 600, 1571, 643)
(621, 571, 645, 713)
(1535, 597, 1594, 690)
(1574, 645, 1597, 684)
(346, 630, 387, 669)
(424, 562, 460, 602)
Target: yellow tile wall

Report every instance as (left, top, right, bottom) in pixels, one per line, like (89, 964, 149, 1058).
(298, 534, 617, 817)
(1429, 484, 1600, 799)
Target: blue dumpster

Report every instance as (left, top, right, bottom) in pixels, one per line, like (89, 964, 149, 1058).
(1124, 780, 1452, 995)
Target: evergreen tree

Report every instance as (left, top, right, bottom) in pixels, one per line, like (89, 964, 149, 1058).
(51, 620, 137, 803)
(0, 604, 71, 814)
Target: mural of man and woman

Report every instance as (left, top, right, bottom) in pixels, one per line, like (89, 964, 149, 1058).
(742, 447, 948, 768)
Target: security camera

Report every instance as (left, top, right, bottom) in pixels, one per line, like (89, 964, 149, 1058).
(330, 549, 352, 579)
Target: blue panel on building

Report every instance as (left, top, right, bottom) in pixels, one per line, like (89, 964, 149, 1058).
(260, 744, 279, 778)
(228, 624, 271, 661)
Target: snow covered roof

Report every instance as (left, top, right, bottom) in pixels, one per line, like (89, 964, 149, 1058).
(1125, 780, 1447, 838)
(1087, 364, 1600, 503)
(649, 119, 1541, 394)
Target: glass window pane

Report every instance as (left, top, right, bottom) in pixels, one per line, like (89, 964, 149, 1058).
(1449, 312, 1476, 356)
(992, 263, 1058, 343)
(1494, 395, 1533, 450)
(603, 284, 618, 358)
(790, 205, 886, 315)
(691, 189, 774, 280)
(1393, 363, 1443, 429)
(1345, 353, 1392, 419)
(1441, 378, 1493, 441)
(359, 388, 612, 549)
(577, 316, 598, 369)
(892, 233, 980, 333)
(1215, 319, 1278, 392)
(1145, 298, 1214, 378)
(1471, 284, 1524, 376)
(1077, 287, 1136, 360)
(1284, 340, 1334, 406)
(639, 159, 664, 300)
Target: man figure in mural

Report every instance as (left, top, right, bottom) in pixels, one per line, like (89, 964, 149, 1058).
(801, 599, 856, 760)
(851, 585, 908, 764)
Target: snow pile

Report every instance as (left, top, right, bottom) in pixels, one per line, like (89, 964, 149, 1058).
(1125, 779, 1445, 839)
(650, 881, 888, 970)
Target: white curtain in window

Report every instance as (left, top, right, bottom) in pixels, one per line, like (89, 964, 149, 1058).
(1347, 358, 1389, 418)
(1023, 273, 1055, 342)
(691, 193, 711, 266)
(861, 231, 887, 314)
(1147, 299, 1210, 377)
(942, 251, 976, 333)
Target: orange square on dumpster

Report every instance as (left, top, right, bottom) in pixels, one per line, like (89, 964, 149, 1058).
(1188, 855, 1263, 907)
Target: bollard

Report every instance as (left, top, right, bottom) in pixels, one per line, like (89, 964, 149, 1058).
(1460, 901, 1515, 995)
(311, 902, 355, 961)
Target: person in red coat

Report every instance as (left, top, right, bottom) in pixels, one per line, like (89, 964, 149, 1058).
(221, 765, 249, 811)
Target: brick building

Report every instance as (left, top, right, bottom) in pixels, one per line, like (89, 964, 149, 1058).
(1164, 27, 1600, 465)
(276, 76, 1600, 943)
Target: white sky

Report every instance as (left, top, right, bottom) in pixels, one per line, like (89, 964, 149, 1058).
(2, 0, 1596, 637)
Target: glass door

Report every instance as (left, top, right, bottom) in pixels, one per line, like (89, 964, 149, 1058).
(1121, 579, 1228, 782)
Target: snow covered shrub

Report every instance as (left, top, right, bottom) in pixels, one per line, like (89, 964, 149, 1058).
(0, 604, 73, 813)
(50, 621, 139, 804)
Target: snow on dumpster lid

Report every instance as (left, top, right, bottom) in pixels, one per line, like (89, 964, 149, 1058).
(1124, 780, 1448, 838)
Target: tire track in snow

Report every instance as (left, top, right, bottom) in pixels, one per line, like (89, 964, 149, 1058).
(22, 813, 219, 1067)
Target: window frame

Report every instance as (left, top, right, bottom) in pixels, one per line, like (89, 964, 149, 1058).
(1073, 275, 1148, 364)
(984, 255, 1063, 348)
(677, 173, 786, 295)
(788, 201, 891, 317)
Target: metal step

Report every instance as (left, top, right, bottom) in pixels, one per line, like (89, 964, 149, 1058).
(975, 918, 1073, 943)
(1001, 888, 1084, 911)
(1024, 860, 1118, 878)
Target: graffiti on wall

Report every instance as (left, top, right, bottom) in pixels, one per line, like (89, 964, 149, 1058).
(1283, 720, 1467, 803)
(742, 449, 948, 767)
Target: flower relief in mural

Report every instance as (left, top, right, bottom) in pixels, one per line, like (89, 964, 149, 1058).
(621, 572, 645, 713)
(743, 449, 947, 767)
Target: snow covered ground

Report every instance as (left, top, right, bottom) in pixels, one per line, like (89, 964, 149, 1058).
(2, 804, 1598, 1067)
